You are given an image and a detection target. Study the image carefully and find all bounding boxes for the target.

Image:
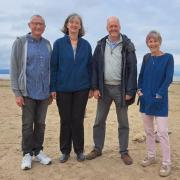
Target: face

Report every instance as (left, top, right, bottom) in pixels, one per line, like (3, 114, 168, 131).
(28, 16, 45, 38)
(107, 19, 120, 39)
(67, 17, 81, 35)
(147, 37, 161, 54)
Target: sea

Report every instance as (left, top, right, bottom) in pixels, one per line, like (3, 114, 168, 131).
(0, 69, 180, 82)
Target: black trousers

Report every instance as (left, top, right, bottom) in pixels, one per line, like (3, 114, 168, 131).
(22, 97, 49, 156)
(56, 89, 89, 154)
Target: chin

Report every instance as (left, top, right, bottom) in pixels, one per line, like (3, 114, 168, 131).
(111, 34, 119, 38)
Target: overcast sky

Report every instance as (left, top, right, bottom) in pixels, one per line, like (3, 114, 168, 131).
(0, 0, 180, 69)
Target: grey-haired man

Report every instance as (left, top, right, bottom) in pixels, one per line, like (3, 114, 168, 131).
(86, 16, 137, 165)
(11, 15, 52, 170)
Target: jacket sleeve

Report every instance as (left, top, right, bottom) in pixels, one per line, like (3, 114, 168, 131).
(92, 44, 100, 90)
(157, 54, 174, 97)
(87, 43, 93, 89)
(10, 38, 22, 97)
(125, 43, 137, 97)
(50, 41, 59, 92)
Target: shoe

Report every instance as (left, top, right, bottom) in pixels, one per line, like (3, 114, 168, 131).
(141, 156, 156, 167)
(60, 154, 70, 163)
(159, 164, 171, 177)
(77, 153, 85, 162)
(21, 153, 32, 170)
(121, 153, 133, 165)
(35, 150, 51, 165)
(86, 149, 102, 160)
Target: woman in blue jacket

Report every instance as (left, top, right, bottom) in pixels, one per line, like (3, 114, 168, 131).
(137, 30, 174, 177)
(50, 13, 92, 162)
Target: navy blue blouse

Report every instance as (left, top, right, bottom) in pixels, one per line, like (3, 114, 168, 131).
(138, 53, 174, 117)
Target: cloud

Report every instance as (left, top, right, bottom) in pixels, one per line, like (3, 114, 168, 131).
(0, 0, 180, 69)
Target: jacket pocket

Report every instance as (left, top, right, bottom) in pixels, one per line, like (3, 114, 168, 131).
(151, 97, 164, 111)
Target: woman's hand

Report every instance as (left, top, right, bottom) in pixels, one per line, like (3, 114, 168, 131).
(88, 90, 93, 98)
(137, 89, 143, 96)
(48, 96, 53, 105)
(51, 92, 56, 99)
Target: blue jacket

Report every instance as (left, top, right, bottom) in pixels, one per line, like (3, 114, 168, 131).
(50, 35, 92, 92)
(138, 53, 174, 116)
(92, 34, 137, 106)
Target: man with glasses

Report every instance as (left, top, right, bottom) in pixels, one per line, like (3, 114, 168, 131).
(10, 15, 52, 170)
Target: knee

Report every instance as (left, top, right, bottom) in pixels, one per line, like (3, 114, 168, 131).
(144, 128, 154, 136)
(35, 122, 46, 129)
(22, 122, 33, 130)
(157, 129, 168, 137)
(94, 120, 106, 128)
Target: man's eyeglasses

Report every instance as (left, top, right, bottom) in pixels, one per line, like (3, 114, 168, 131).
(30, 22, 45, 26)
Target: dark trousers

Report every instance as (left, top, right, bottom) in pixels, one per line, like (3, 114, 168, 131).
(56, 90, 89, 154)
(22, 97, 48, 156)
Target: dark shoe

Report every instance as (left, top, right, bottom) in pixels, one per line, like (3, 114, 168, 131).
(77, 153, 85, 162)
(86, 149, 102, 160)
(121, 153, 133, 165)
(59, 154, 70, 163)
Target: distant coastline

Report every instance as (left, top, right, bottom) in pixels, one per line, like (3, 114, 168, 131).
(1, 69, 180, 82)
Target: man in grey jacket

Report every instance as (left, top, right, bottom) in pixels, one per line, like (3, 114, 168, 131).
(10, 15, 52, 170)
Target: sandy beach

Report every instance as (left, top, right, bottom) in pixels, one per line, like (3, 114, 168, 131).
(0, 79, 180, 180)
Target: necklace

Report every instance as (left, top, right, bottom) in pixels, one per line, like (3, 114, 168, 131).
(152, 56, 155, 65)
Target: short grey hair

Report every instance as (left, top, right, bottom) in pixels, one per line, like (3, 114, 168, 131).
(61, 13, 85, 37)
(146, 30, 162, 44)
(29, 14, 45, 24)
(107, 16, 120, 26)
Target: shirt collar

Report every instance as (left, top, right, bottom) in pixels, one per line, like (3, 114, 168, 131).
(106, 35, 122, 49)
(107, 34, 122, 45)
(27, 33, 43, 42)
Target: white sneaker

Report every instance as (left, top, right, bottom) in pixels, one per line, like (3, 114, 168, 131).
(141, 156, 156, 167)
(35, 150, 51, 165)
(21, 153, 32, 170)
(159, 164, 171, 177)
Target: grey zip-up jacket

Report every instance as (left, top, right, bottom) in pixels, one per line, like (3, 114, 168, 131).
(10, 33, 52, 97)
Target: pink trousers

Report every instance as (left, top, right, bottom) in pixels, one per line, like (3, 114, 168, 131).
(142, 113, 171, 165)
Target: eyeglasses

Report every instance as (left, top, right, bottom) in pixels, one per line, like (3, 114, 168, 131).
(30, 22, 45, 26)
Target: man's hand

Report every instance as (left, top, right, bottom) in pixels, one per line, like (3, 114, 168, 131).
(125, 95, 132, 101)
(15, 96, 25, 107)
(93, 90, 101, 99)
(48, 96, 53, 105)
